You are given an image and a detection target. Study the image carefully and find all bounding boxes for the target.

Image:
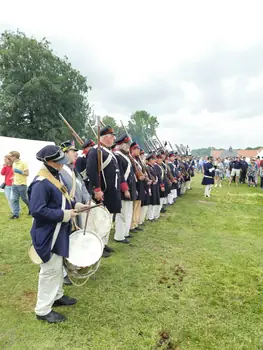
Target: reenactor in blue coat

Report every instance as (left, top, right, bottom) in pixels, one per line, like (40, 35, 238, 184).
(154, 152, 166, 216)
(146, 153, 160, 221)
(75, 139, 95, 195)
(130, 142, 146, 232)
(202, 156, 215, 197)
(86, 125, 121, 257)
(28, 145, 83, 324)
(168, 151, 178, 201)
(114, 133, 137, 243)
(139, 148, 152, 226)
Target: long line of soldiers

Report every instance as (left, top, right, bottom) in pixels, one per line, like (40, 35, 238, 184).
(76, 125, 195, 256)
(28, 124, 195, 323)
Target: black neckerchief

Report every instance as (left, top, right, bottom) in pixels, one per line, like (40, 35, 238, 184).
(44, 163, 60, 181)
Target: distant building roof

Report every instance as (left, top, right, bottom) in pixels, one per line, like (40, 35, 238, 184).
(212, 150, 222, 158)
(212, 147, 263, 159)
(237, 148, 263, 158)
(220, 148, 238, 158)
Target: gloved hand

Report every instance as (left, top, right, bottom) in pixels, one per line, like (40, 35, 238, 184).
(14, 168, 23, 174)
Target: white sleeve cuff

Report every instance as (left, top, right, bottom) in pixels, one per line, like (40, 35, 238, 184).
(63, 210, 71, 222)
(209, 168, 215, 172)
(74, 202, 86, 210)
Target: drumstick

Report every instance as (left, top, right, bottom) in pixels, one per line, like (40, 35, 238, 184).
(83, 199, 93, 235)
(74, 203, 103, 214)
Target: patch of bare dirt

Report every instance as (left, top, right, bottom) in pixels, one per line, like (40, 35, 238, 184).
(153, 331, 181, 349)
(16, 290, 37, 312)
(0, 264, 12, 276)
(158, 264, 187, 288)
(197, 200, 216, 205)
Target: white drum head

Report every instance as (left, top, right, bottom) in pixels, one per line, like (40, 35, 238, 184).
(81, 205, 112, 238)
(67, 230, 103, 267)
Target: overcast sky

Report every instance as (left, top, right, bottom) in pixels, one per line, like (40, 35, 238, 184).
(1, 0, 263, 149)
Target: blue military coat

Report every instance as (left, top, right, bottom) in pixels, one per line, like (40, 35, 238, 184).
(28, 176, 72, 263)
(202, 162, 215, 185)
(86, 145, 121, 213)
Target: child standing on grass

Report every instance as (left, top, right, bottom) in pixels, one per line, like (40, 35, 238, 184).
(247, 161, 257, 187)
(260, 163, 263, 189)
(1, 155, 14, 215)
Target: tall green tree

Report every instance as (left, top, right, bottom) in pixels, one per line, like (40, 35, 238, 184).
(191, 147, 214, 157)
(127, 110, 159, 148)
(0, 30, 91, 144)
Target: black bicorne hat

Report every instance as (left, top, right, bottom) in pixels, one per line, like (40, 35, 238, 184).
(146, 153, 156, 161)
(130, 141, 140, 150)
(100, 125, 115, 136)
(82, 139, 95, 149)
(115, 133, 131, 145)
(36, 145, 68, 164)
(60, 140, 78, 152)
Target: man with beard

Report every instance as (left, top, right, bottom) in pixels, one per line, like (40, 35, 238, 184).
(154, 152, 166, 216)
(114, 134, 137, 244)
(86, 125, 121, 258)
(130, 142, 146, 233)
(146, 153, 160, 221)
(168, 151, 178, 202)
(139, 148, 151, 226)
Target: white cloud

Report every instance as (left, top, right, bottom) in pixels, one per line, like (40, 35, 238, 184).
(1, 0, 263, 148)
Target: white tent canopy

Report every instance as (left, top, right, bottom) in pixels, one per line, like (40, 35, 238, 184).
(0, 136, 55, 186)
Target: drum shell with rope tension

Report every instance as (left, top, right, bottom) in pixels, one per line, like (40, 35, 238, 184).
(63, 229, 104, 283)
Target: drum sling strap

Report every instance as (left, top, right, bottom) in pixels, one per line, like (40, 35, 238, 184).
(28, 169, 72, 265)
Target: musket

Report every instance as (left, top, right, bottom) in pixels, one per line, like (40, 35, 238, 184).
(168, 141, 173, 150)
(100, 118, 106, 127)
(180, 144, 186, 155)
(119, 120, 144, 178)
(95, 115, 102, 190)
(143, 138, 151, 153)
(59, 113, 84, 146)
(155, 133, 164, 150)
(88, 121, 98, 139)
(87, 112, 106, 138)
(143, 141, 150, 153)
(175, 144, 183, 155)
(120, 120, 132, 140)
(147, 137, 158, 152)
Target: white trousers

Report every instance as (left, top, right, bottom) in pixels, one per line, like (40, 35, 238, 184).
(181, 183, 186, 194)
(114, 201, 133, 241)
(156, 197, 165, 218)
(172, 189, 177, 199)
(147, 205, 156, 220)
(35, 253, 64, 316)
(186, 180, 191, 190)
(204, 184, 213, 197)
(154, 203, 161, 219)
(139, 206, 148, 225)
(168, 193, 173, 205)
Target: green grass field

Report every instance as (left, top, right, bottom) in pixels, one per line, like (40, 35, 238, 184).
(1, 176, 263, 350)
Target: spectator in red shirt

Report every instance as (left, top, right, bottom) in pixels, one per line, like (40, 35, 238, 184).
(1, 155, 15, 215)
